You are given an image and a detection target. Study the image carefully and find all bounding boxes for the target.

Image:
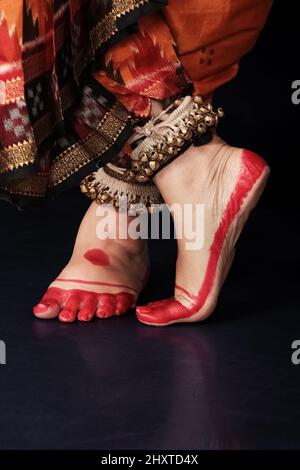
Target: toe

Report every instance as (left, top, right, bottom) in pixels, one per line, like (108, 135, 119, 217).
(95, 294, 117, 318)
(136, 299, 185, 326)
(77, 308, 94, 322)
(136, 305, 156, 324)
(115, 293, 135, 315)
(77, 294, 97, 322)
(58, 293, 80, 323)
(33, 289, 61, 319)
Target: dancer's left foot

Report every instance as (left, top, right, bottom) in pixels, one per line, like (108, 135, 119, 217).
(136, 136, 270, 326)
(34, 202, 149, 322)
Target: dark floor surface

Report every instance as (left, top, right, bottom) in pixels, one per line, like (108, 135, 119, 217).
(0, 189, 299, 450)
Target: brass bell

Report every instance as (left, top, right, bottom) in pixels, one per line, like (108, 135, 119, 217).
(100, 193, 110, 202)
(89, 187, 97, 199)
(150, 150, 159, 160)
(187, 118, 196, 127)
(141, 154, 149, 163)
(194, 96, 203, 105)
(149, 161, 159, 171)
(80, 183, 88, 193)
(135, 175, 149, 183)
(139, 152, 148, 161)
(197, 123, 207, 134)
(132, 162, 141, 170)
(200, 106, 209, 114)
(217, 108, 224, 118)
(144, 168, 153, 176)
(175, 137, 184, 147)
(167, 146, 176, 155)
(127, 171, 135, 180)
(194, 113, 204, 122)
(205, 115, 215, 126)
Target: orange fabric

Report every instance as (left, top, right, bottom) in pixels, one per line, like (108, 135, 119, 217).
(163, 0, 273, 97)
(94, 12, 188, 117)
(95, 0, 272, 116)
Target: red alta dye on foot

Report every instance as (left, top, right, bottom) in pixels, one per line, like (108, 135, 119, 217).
(84, 249, 110, 266)
(136, 150, 269, 325)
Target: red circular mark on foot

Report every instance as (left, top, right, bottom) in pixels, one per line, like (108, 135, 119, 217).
(84, 249, 110, 266)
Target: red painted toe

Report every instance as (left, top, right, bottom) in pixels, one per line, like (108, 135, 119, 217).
(95, 294, 116, 318)
(58, 293, 80, 322)
(115, 293, 135, 315)
(136, 299, 191, 325)
(78, 294, 97, 321)
(77, 308, 94, 322)
(59, 309, 77, 323)
(136, 306, 152, 314)
(136, 308, 156, 324)
(33, 299, 60, 319)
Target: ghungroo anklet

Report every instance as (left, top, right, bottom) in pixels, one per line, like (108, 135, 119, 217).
(80, 95, 223, 210)
(125, 95, 224, 182)
(80, 163, 163, 210)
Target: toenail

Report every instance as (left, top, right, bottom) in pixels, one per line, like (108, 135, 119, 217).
(136, 306, 152, 314)
(80, 314, 90, 321)
(34, 303, 49, 311)
(60, 311, 72, 320)
(34, 302, 54, 314)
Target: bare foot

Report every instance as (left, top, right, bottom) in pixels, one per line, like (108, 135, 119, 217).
(34, 202, 149, 322)
(136, 135, 269, 326)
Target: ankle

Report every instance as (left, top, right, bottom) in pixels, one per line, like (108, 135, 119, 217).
(154, 135, 224, 184)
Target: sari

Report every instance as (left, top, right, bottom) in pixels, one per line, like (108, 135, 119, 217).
(0, 0, 166, 206)
(0, 0, 272, 207)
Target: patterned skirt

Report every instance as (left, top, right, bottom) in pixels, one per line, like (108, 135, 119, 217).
(0, 0, 272, 207)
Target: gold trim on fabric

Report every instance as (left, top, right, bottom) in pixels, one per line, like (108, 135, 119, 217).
(90, 0, 149, 52)
(0, 173, 48, 198)
(3, 77, 24, 104)
(48, 102, 129, 187)
(0, 140, 37, 174)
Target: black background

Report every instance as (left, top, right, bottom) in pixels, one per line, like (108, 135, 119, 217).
(214, 0, 299, 210)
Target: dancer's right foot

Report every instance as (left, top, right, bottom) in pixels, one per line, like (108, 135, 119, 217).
(136, 136, 270, 326)
(34, 202, 149, 322)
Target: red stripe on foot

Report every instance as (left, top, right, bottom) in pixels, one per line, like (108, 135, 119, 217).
(137, 150, 268, 325)
(55, 278, 138, 293)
